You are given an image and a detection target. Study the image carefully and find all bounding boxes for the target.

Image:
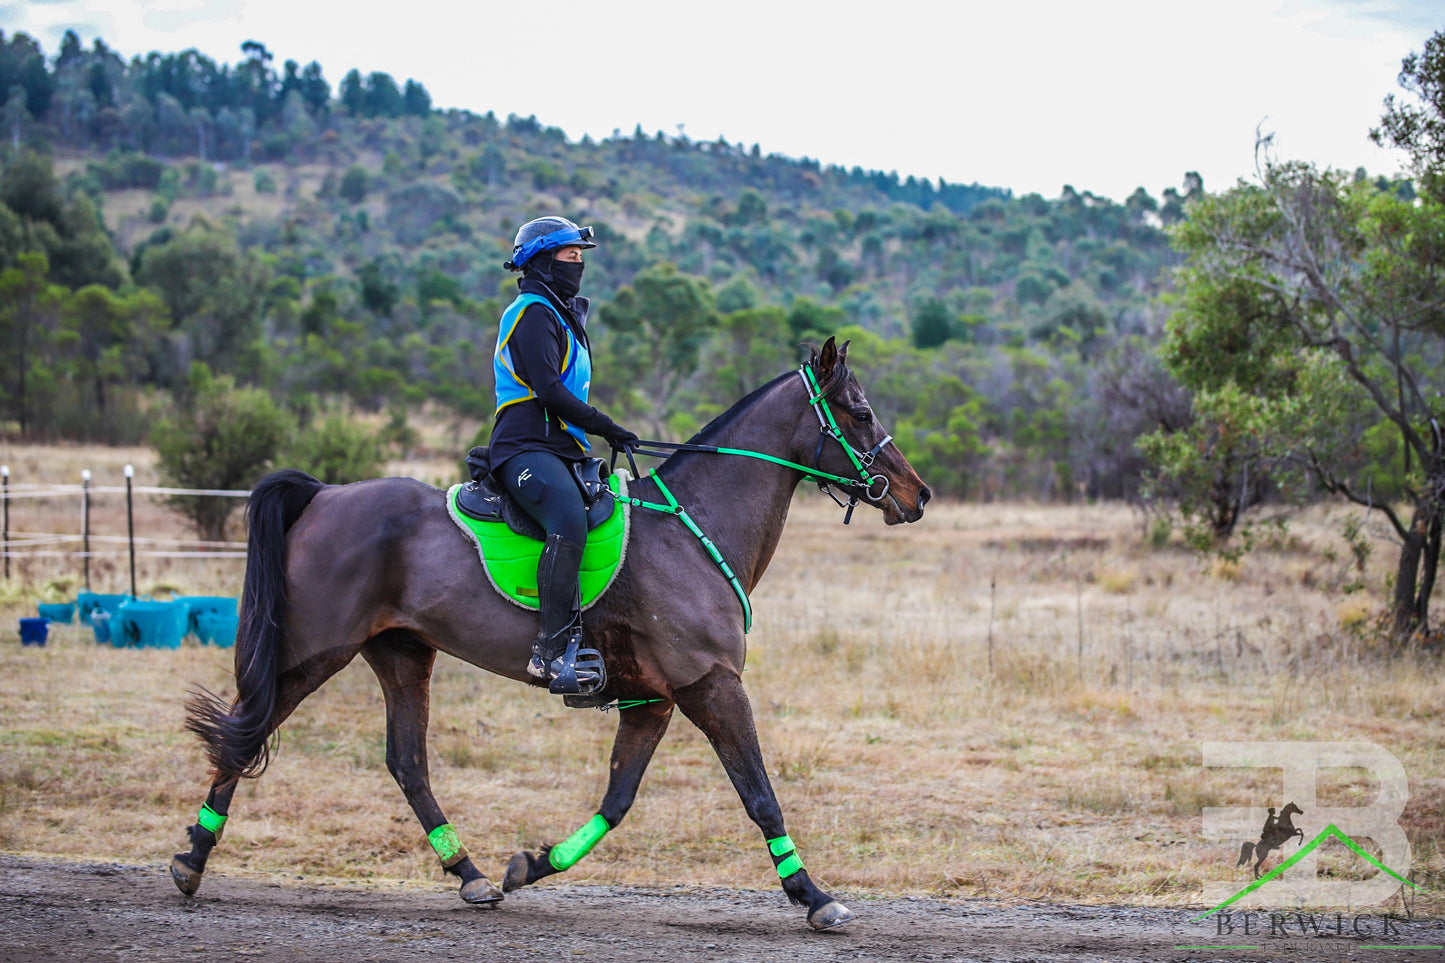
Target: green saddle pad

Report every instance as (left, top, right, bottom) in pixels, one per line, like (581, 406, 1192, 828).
(445, 473, 631, 611)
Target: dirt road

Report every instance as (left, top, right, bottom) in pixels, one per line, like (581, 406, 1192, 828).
(1, 855, 1439, 963)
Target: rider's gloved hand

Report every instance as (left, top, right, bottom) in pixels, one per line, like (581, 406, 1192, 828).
(603, 423, 639, 447)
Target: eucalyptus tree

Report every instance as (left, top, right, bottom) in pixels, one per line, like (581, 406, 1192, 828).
(1151, 153, 1445, 640)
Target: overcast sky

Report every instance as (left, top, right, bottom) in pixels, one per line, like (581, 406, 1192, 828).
(7, 0, 1440, 201)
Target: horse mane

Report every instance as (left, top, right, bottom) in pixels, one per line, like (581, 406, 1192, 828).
(686, 371, 794, 446)
(684, 350, 851, 448)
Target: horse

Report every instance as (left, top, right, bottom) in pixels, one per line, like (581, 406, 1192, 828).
(1236, 801, 1304, 878)
(171, 337, 931, 931)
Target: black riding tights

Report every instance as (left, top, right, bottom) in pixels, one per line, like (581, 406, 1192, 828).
(496, 449, 588, 557)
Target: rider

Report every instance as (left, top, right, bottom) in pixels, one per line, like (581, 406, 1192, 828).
(491, 216, 638, 694)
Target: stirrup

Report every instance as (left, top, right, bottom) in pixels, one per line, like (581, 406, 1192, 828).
(548, 637, 606, 695)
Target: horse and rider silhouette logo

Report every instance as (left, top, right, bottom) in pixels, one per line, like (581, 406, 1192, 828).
(1195, 799, 1423, 921)
(1236, 801, 1304, 878)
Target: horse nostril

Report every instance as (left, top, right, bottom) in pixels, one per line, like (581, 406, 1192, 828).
(918, 486, 932, 507)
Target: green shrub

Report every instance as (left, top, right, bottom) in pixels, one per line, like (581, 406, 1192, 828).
(285, 412, 385, 484)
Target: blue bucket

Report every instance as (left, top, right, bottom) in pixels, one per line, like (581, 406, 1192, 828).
(113, 600, 188, 649)
(194, 612, 239, 648)
(173, 596, 238, 640)
(77, 592, 131, 625)
(37, 602, 75, 624)
(90, 610, 112, 645)
(19, 617, 49, 646)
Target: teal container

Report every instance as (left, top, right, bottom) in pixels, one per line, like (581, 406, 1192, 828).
(77, 592, 131, 626)
(37, 602, 75, 623)
(19, 617, 49, 646)
(113, 599, 188, 649)
(194, 612, 239, 648)
(172, 596, 238, 641)
(90, 610, 112, 645)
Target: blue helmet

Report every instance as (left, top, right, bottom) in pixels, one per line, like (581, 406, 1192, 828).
(504, 216, 596, 272)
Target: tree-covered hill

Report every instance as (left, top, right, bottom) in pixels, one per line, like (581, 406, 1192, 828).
(1, 30, 1199, 500)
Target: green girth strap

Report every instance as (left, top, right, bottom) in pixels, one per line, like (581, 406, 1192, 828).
(623, 473, 753, 633)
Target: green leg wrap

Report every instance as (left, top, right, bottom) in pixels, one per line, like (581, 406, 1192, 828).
(768, 834, 804, 878)
(197, 803, 227, 840)
(548, 813, 610, 872)
(427, 823, 469, 868)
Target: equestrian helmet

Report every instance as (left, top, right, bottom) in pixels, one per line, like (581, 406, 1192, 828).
(505, 216, 595, 271)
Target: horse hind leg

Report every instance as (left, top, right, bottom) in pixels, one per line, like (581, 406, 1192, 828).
(674, 666, 854, 931)
(503, 699, 674, 892)
(361, 632, 502, 905)
(171, 646, 358, 896)
(170, 778, 238, 895)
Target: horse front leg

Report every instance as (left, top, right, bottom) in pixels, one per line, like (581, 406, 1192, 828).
(361, 635, 503, 905)
(674, 666, 854, 931)
(504, 699, 674, 891)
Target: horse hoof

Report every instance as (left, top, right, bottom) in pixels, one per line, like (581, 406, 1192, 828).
(460, 877, 504, 905)
(170, 855, 202, 896)
(807, 901, 855, 931)
(502, 852, 532, 893)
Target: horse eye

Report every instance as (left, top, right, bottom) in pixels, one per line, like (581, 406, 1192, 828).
(852, 408, 873, 424)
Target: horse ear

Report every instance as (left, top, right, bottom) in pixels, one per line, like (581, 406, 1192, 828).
(837, 339, 850, 365)
(816, 336, 838, 377)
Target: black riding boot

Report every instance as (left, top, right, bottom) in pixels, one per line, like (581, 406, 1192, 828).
(527, 534, 604, 695)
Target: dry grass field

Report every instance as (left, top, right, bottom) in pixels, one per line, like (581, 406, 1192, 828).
(0, 443, 1441, 916)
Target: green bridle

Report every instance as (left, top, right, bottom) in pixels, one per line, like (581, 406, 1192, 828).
(796, 363, 894, 520)
(615, 363, 898, 631)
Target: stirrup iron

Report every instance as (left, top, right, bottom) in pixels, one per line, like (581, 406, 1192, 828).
(548, 634, 606, 695)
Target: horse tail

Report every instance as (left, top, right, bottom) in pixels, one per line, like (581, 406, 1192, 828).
(185, 469, 325, 782)
(1236, 842, 1254, 867)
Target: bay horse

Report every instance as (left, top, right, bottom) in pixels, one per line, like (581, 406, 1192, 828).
(172, 337, 930, 930)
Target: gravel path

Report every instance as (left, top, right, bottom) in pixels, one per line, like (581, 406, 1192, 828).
(1, 855, 1439, 962)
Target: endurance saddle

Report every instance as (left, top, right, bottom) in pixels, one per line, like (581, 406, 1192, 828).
(446, 447, 631, 614)
(456, 446, 617, 535)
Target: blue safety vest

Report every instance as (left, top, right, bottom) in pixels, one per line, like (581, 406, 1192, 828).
(493, 293, 593, 453)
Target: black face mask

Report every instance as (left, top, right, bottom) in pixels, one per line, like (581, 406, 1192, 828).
(548, 259, 585, 301)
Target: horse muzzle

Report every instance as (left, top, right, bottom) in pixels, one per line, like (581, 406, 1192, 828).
(883, 484, 929, 525)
